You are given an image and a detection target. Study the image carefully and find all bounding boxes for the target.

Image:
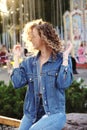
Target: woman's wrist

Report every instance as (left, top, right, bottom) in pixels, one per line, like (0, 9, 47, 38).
(13, 55, 20, 68)
(62, 54, 68, 66)
(62, 59, 68, 66)
(14, 55, 20, 61)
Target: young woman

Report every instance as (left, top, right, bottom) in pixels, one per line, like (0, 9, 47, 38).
(11, 19, 73, 130)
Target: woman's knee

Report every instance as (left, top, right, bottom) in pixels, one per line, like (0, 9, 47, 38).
(29, 125, 37, 130)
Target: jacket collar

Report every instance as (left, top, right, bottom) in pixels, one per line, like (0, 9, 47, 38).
(32, 51, 63, 65)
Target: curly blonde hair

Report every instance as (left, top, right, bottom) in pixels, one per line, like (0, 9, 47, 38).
(22, 19, 62, 55)
(36, 22, 62, 53)
(22, 19, 43, 43)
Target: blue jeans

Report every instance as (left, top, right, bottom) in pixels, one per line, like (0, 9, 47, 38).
(19, 113, 66, 130)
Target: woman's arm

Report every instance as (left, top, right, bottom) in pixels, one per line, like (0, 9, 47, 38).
(62, 41, 73, 66)
(12, 44, 22, 68)
(57, 41, 73, 89)
(11, 60, 28, 89)
(57, 56, 73, 89)
(10, 45, 27, 88)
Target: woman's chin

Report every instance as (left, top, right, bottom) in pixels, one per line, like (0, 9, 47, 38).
(33, 46, 39, 50)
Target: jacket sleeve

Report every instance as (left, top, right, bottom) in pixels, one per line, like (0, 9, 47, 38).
(10, 60, 28, 89)
(57, 56, 73, 89)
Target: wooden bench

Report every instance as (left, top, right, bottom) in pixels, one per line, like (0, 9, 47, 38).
(1, 113, 87, 129)
(0, 116, 21, 128)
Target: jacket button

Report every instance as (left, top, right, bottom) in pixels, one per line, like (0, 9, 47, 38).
(30, 78, 32, 81)
(55, 73, 58, 76)
(65, 67, 68, 71)
(44, 101, 47, 105)
(43, 87, 45, 90)
(47, 112, 50, 115)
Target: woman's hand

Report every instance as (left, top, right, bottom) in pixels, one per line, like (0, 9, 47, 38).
(12, 44, 23, 68)
(13, 44, 22, 58)
(62, 41, 73, 66)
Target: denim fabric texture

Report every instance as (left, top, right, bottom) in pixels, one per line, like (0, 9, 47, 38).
(11, 52, 73, 130)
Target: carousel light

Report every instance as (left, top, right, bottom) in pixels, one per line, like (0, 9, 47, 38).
(26, 13, 29, 16)
(12, 0, 15, 3)
(21, 4, 24, 8)
(0, 0, 9, 15)
(10, 11, 14, 14)
(16, 8, 19, 11)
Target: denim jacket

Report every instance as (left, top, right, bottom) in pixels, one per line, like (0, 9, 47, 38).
(11, 52, 73, 122)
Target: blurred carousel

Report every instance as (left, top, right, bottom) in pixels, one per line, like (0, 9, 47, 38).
(63, 0, 87, 66)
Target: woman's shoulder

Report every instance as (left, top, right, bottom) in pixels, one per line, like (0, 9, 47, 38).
(20, 55, 36, 71)
(56, 52, 72, 61)
(24, 55, 36, 62)
(56, 52, 63, 58)
(23, 53, 38, 64)
(26, 51, 40, 61)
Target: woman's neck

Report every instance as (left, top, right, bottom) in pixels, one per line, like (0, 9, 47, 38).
(40, 47, 52, 59)
(39, 47, 52, 68)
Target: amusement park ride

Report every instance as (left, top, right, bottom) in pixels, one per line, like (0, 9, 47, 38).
(63, 0, 87, 68)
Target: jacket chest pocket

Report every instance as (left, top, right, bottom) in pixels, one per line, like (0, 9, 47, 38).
(27, 73, 38, 89)
(27, 74, 34, 84)
(47, 70, 58, 87)
(27, 73, 34, 87)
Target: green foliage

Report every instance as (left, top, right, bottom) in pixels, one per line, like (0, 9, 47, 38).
(66, 79, 87, 113)
(0, 81, 26, 119)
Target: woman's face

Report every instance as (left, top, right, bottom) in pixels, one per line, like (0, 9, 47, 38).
(31, 28, 43, 50)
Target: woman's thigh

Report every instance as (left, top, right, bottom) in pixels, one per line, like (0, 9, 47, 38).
(19, 115, 32, 130)
(29, 113, 66, 130)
